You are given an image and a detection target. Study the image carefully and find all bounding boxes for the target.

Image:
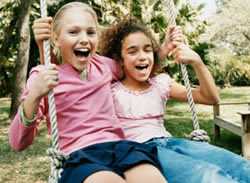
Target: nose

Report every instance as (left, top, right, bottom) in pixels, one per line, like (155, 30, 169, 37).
(138, 50, 147, 61)
(79, 32, 88, 45)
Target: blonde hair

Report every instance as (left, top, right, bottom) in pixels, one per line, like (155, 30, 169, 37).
(51, 2, 98, 63)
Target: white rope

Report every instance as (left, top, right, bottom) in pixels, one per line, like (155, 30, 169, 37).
(163, 0, 210, 142)
(39, 0, 67, 182)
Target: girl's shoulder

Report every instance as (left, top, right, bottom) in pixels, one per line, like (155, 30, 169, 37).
(92, 54, 114, 63)
(150, 73, 172, 86)
(150, 73, 173, 99)
(111, 81, 121, 92)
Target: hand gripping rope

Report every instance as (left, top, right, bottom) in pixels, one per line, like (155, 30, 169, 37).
(40, 0, 68, 182)
(163, 0, 210, 142)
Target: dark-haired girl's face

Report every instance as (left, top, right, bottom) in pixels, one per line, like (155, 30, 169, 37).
(121, 32, 154, 88)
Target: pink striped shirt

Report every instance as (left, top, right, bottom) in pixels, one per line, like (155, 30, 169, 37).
(9, 54, 125, 155)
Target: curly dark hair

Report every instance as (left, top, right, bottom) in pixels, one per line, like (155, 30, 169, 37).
(99, 16, 161, 77)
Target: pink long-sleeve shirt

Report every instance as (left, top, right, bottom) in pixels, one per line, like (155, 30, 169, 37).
(9, 54, 125, 155)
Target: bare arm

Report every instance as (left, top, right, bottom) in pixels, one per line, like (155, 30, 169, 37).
(169, 43, 219, 105)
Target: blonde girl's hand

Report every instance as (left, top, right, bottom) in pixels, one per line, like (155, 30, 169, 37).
(32, 17, 53, 49)
(171, 43, 203, 66)
(160, 26, 185, 57)
(29, 64, 59, 100)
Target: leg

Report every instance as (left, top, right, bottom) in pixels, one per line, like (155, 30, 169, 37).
(156, 145, 238, 183)
(166, 138, 250, 183)
(84, 171, 126, 183)
(124, 163, 167, 183)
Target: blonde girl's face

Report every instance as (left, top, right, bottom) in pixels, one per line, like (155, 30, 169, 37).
(121, 32, 154, 87)
(54, 7, 98, 72)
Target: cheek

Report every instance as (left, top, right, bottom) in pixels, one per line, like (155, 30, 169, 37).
(91, 37, 99, 49)
(123, 56, 134, 67)
(149, 53, 154, 64)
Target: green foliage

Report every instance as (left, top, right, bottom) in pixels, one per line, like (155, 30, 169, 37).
(208, 50, 250, 86)
(0, 0, 21, 97)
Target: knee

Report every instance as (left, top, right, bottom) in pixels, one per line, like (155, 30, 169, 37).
(84, 171, 126, 183)
(124, 163, 167, 183)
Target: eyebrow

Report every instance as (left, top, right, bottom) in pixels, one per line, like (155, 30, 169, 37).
(66, 25, 97, 30)
(127, 45, 137, 50)
(127, 43, 152, 49)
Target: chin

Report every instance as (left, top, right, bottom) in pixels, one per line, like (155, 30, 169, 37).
(137, 77, 149, 82)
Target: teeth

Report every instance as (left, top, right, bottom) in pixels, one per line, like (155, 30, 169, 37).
(75, 48, 89, 52)
(135, 64, 148, 70)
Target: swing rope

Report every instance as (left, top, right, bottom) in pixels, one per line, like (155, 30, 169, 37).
(163, 0, 210, 142)
(40, 0, 68, 182)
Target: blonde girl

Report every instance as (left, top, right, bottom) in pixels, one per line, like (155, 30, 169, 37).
(9, 2, 168, 183)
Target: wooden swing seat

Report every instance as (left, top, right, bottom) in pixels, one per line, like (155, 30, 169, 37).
(213, 102, 250, 160)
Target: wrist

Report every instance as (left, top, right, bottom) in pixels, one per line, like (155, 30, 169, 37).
(29, 87, 44, 101)
(191, 55, 203, 67)
(19, 103, 37, 126)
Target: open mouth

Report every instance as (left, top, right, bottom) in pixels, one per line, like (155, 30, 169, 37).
(135, 64, 149, 70)
(74, 48, 91, 58)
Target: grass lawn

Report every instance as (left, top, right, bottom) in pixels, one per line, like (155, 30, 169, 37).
(0, 87, 249, 182)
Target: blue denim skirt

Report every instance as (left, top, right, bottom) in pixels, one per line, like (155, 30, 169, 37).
(59, 140, 160, 183)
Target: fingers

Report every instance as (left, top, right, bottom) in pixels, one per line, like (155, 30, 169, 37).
(32, 17, 53, 43)
(167, 41, 182, 57)
(166, 26, 184, 43)
(39, 64, 59, 89)
(170, 43, 202, 66)
(33, 17, 53, 27)
(169, 43, 187, 64)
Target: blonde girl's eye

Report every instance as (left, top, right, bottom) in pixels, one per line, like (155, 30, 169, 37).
(68, 29, 78, 35)
(145, 45, 153, 52)
(87, 28, 97, 36)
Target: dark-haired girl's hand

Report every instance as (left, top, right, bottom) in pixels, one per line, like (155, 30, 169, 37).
(159, 26, 184, 59)
(171, 43, 203, 67)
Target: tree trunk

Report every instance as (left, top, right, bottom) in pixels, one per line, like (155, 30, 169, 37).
(9, 0, 32, 118)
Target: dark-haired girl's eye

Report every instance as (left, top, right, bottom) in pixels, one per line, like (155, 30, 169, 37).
(128, 50, 137, 55)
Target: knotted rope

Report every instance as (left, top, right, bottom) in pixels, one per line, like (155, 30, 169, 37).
(40, 0, 67, 182)
(163, 0, 210, 142)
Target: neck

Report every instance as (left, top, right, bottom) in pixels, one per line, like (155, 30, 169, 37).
(121, 78, 150, 92)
